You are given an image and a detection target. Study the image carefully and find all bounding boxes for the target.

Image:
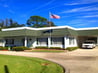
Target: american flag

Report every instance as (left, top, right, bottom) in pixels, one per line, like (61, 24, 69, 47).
(50, 13, 60, 19)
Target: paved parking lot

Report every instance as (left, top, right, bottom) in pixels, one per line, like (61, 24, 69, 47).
(0, 48, 98, 73)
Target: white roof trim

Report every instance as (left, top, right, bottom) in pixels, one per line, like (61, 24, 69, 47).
(2, 27, 38, 31)
(2, 26, 76, 31)
(2, 26, 98, 31)
(76, 27, 98, 30)
(36, 26, 76, 30)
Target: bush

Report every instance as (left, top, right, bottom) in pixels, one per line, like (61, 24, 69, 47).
(49, 47, 64, 50)
(0, 46, 8, 50)
(35, 46, 64, 50)
(12, 46, 31, 51)
(0, 46, 4, 50)
(35, 46, 48, 49)
(4, 47, 9, 50)
(66, 47, 78, 51)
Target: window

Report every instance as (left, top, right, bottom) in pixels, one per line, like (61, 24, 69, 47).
(0, 39, 3, 42)
(69, 37, 75, 45)
(5, 39, 14, 44)
(37, 38, 48, 45)
(51, 37, 63, 45)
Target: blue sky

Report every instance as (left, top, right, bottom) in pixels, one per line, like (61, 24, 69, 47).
(0, 0, 98, 28)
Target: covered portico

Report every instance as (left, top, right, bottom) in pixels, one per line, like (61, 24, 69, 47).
(77, 36, 98, 47)
(2, 36, 36, 48)
(0, 35, 77, 49)
(77, 28, 98, 47)
(0, 26, 78, 49)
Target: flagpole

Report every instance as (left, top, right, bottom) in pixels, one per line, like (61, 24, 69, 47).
(48, 12, 52, 48)
(49, 12, 52, 35)
(48, 12, 60, 48)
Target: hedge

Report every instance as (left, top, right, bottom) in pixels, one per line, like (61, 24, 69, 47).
(12, 46, 31, 51)
(49, 47, 64, 50)
(0, 46, 8, 50)
(35, 46, 65, 50)
(66, 47, 78, 51)
(35, 46, 48, 49)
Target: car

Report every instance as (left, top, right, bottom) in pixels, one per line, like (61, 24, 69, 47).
(82, 40, 96, 49)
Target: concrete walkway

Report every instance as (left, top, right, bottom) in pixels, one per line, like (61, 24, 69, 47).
(0, 48, 98, 73)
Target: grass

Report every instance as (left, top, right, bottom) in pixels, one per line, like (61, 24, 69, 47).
(0, 55, 64, 73)
(66, 47, 78, 51)
(31, 49, 65, 52)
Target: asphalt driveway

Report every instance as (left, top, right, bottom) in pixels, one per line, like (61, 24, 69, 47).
(0, 48, 98, 73)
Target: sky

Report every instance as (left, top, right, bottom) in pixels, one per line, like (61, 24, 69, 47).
(0, 0, 98, 28)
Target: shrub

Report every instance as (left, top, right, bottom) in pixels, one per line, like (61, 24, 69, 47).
(0, 46, 4, 50)
(66, 47, 78, 51)
(4, 47, 9, 50)
(12, 46, 31, 51)
(0, 46, 8, 50)
(35, 46, 48, 49)
(35, 46, 65, 50)
(49, 47, 64, 50)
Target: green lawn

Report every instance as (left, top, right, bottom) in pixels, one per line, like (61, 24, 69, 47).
(0, 55, 64, 73)
(32, 49, 65, 52)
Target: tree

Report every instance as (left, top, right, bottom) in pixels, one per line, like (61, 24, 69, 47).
(9, 18, 25, 27)
(8, 21, 24, 28)
(0, 18, 25, 28)
(0, 20, 4, 27)
(5, 18, 9, 27)
(46, 21, 55, 27)
(27, 15, 56, 28)
(9, 19, 13, 26)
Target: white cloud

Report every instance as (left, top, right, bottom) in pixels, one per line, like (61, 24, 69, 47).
(3, 4, 9, 7)
(80, 0, 98, 4)
(66, 18, 98, 27)
(61, 6, 98, 13)
(89, 20, 98, 23)
(65, 3, 83, 5)
(65, 0, 98, 5)
(0, 3, 9, 8)
(82, 15, 98, 18)
(73, 24, 88, 27)
(32, 0, 55, 11)
(20, 14, 27, 18)
(68, 19, 84, 24)
(8, 9, 15, 14)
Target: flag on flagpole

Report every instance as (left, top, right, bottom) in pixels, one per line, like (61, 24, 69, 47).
(50, 13, 60, 19)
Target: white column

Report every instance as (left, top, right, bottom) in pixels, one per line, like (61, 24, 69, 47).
(64, 36, 66, 48)
(32, 37, 37, 48)
(24, 37, 27, 47)
(74, 37, 78, 46)
(3, 39, 6, 47)
(48, 37, 51, 47)
(64, 36, 69, 49)
(97, 36, 98, 46)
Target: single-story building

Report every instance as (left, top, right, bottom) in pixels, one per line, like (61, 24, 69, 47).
(0, 25, 98, 49)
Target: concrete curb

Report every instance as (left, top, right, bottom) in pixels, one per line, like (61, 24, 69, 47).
(65, 68, 70, 73)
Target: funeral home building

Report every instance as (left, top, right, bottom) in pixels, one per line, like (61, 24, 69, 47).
(0, 25, 98, 49)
